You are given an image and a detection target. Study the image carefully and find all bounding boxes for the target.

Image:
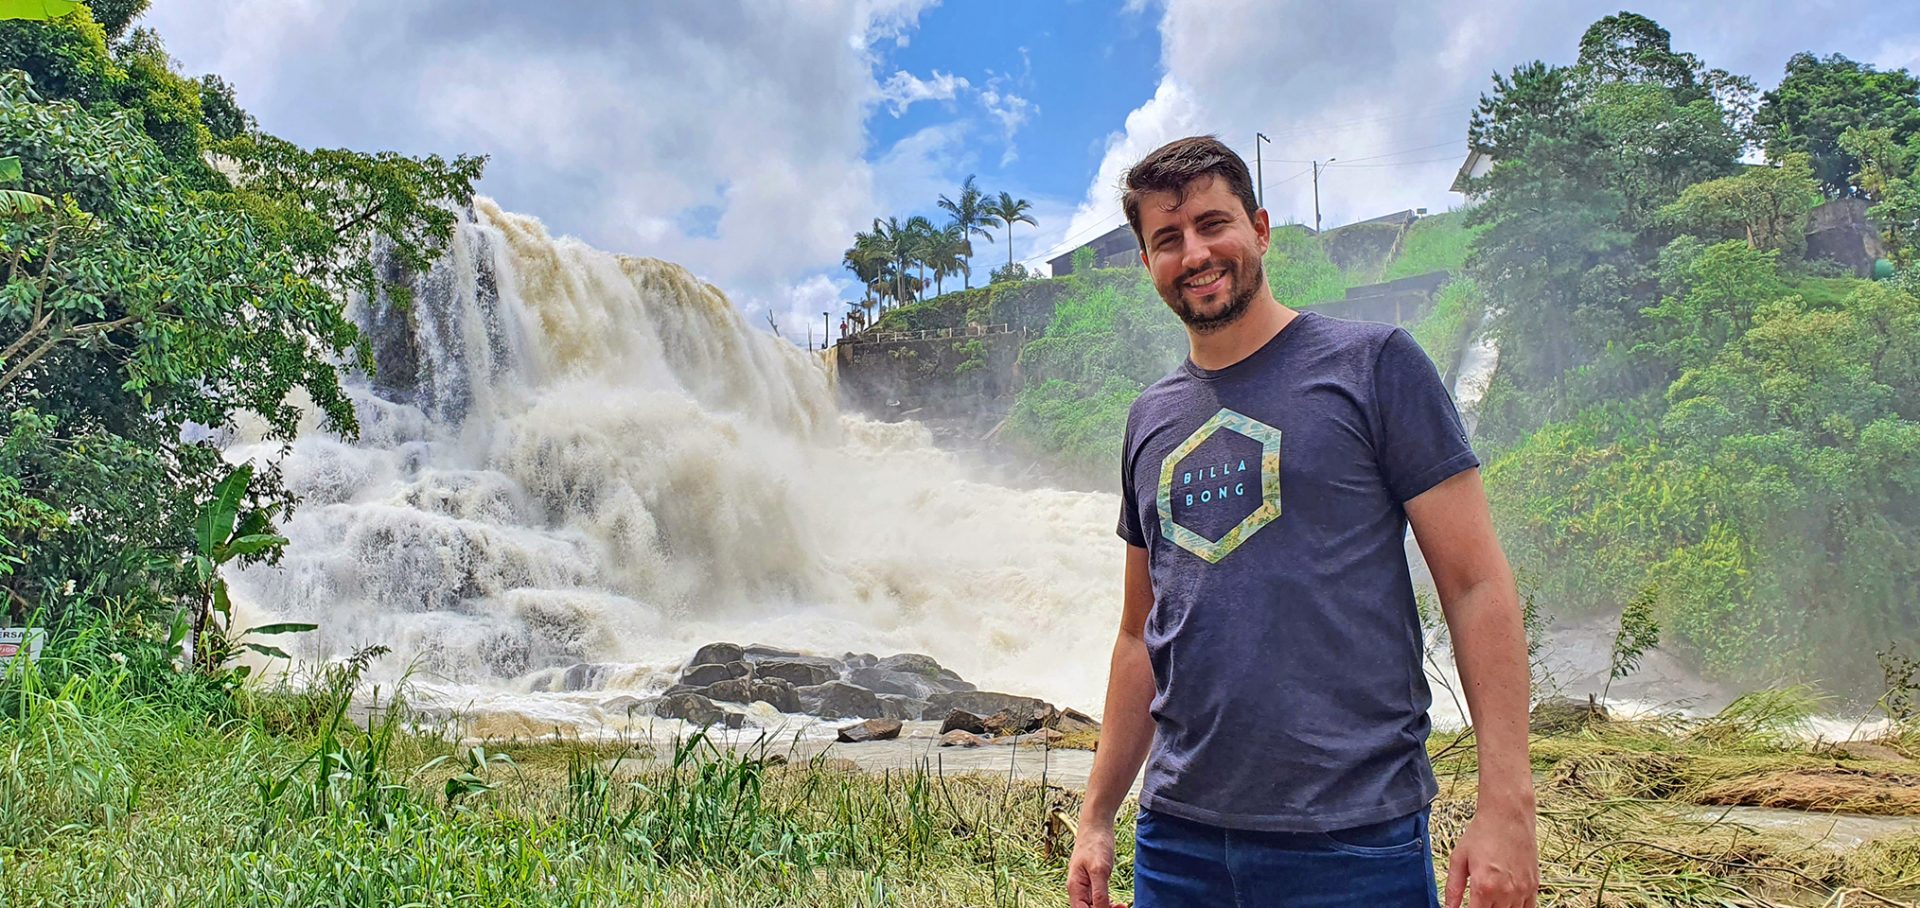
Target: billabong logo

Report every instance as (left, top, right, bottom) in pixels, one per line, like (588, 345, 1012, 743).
(1156, 408, 1281, 563)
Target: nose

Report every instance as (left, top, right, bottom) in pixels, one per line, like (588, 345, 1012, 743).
(1180, 229, 1212, 273)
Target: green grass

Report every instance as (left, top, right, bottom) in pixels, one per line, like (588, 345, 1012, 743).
(1380, 211, 1482, 283)
(4, 651, 1919, 907)
(1407, 278, 1487, 380)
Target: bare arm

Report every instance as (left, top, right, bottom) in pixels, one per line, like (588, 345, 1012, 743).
(1069, 543, 1156, 908)
(1406, 468, 1538, 908)
(1081, 543, 1157, 823)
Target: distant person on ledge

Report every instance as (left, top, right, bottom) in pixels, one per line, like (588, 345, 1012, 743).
(1067, 136, 1537, 908)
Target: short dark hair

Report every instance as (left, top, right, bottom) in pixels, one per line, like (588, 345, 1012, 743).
(1122, 135, 1260, 250)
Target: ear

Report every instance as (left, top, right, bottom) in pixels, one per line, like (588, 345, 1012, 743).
(1254, 208, 1271, 252)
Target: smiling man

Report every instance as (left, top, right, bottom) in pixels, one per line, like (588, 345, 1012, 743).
(1067, 136, 1538, 908)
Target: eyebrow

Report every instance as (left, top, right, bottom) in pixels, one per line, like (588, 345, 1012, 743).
(1149, 208, 1237, 243)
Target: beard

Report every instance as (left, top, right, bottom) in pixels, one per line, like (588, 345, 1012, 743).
(1162, 254, 1263, 335)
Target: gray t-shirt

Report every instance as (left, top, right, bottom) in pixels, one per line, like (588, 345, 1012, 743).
(1117, 310, 1478, 832)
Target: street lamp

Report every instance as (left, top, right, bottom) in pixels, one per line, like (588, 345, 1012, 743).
(1255, 132, 1271, 210)
(822, 311, 830, 350)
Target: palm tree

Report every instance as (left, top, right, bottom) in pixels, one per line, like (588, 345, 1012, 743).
(873, 216, 931, 307)
(983, 191, 1036, 276)
(843, 231, 887, 316)
(938, 175, 995, 289)
(927, 224, 970, 296)
(903, 215, 937, 303)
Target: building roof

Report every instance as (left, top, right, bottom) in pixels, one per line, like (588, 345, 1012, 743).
(1046, 223, 1140, 276)
(1450, 147, 1493, 194)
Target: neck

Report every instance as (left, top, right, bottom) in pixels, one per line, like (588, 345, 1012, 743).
(1187, 291, 1298, 371)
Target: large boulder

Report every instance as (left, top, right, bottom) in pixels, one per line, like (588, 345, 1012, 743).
(689, 642, 746, 667)
(836, 718, 903, 743)
(928, 691, 1051, 720)
(753, 659, 838, 687)
(704, 678, 754, 705)
(680, 661, 750, 688)
(939, 730, 989, 748)
(1047, 707, 1101, 735)
(742, 644, 806, 661)
(561, 663, 610, 691)
(877, 694, 925, 721)
(940, 709, 989, 735)
(796, 681, 884, 719)
(749, 678, 801, 713)
(655, 692, 727, 728)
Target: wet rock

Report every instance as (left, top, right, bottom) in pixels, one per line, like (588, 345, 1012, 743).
(939, 730, 989, 748)
(836, 718, 903, 743)
(742, 644, 805, 661)
(655, 692, 727, 727)
(940, 709, 989, 735)
(1047, 707, 1101, 735)
(690, 642, 746, 667)
(705, 678, 753, 704)
(796, 681, 883, 719)
(561, 662, 610, 691)
(877, 694, 925, 721)
(749, 678, 801, 713)
(1530, 696, 1609, 735)
(755, 659, 837, 687)
(600, 695, 646, 715)
(877, 653, 972, 686)
(680, 661, 750, 688)
(983, 702, 1056, 737)
(840, 652, 879, 670)
(1012, 728, 1066, 746)
(928, 691, 1051, 721)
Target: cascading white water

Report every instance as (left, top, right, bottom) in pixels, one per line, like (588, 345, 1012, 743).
(226, 198, 1125, 725)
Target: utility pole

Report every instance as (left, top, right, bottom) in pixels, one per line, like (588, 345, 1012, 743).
(822, 310, 830, 350)
(1312, 158, 1337, 233)
(1255, 132, 1271, 210)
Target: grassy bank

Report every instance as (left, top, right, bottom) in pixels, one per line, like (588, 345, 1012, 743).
(4, 655, 1918, 906)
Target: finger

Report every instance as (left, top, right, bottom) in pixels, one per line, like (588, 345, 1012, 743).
(1444, 849, 1467, 908)
(1068, 864, 1089, 908)
(1092, 871, 1111, 908)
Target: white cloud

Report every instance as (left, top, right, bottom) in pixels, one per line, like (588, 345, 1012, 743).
(138, 0, 943, 343)
(1055, 0, 1920, 273)
(878, 69, 971, 116)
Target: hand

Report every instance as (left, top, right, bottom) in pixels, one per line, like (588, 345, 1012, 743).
(1067, 818, 1128, 908)
(1444, 805, 1539, 908)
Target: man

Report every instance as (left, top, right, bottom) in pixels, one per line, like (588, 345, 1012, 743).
(1066, 136, 1538, 908)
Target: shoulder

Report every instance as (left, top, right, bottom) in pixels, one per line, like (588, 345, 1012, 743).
(1300, 311, 1402, 356)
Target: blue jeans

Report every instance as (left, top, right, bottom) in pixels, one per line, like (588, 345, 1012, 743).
(1132, 807, 1441, 907)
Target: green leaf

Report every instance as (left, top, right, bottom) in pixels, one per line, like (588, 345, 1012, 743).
(243, 622, 317, 636)
(0, 189, 50, 217)
(0, 0, 80, 22)
(193, 465, 253, 556)
(242, 642, 291, 661)
(0, 156, 20, 183)
(220, 533, 287, 559)
(212, 577, 231, 616)
(167, 610, 189, 648)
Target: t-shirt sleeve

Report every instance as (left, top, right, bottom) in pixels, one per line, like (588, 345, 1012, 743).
(1372, 327, 1480, 503)
(1117, 409, 1147, 546)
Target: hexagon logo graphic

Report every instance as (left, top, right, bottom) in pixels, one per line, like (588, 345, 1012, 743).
(1157, 407, 1282, 564)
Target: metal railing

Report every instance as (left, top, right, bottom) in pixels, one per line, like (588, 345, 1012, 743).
(838, 323, 1011, 346)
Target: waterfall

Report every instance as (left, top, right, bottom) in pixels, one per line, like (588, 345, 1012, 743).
(225, 198, 1123, 718)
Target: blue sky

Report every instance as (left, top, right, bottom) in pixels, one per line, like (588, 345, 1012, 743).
(141, 1, 1920, 339)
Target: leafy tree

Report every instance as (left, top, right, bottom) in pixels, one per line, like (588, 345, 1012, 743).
(0, 39, 481, 626)
(196, 73, 252, 141)
(982, 191, 1035, 273)
(1756, 53, 1920, 197)
(83, 0, 146, 39)
(926, 223, 969, 297)
(936, 174, 993, 289)
(1657, 152, 1821, 256)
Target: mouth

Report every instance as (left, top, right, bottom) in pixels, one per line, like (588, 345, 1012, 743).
(1182, 267, 1228, 296)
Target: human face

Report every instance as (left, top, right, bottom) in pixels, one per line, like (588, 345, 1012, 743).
(1136, 175, 1269, 334)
